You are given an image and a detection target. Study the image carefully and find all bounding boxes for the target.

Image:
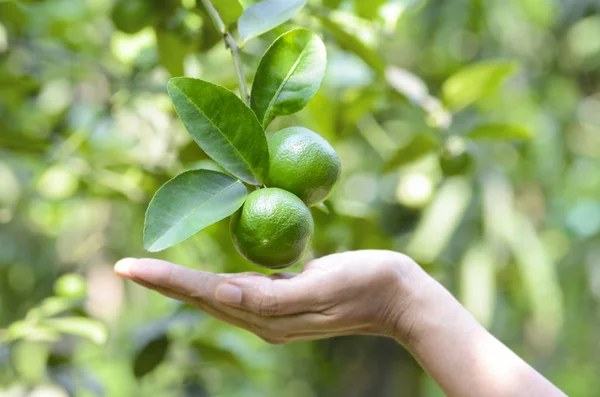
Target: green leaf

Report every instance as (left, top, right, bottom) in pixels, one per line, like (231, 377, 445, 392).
(386, 66, 453, 128)
(340, 89, 382, 132)
(251, 29, 326, 127)
(319, 18, 385, 75)
(134, 335, 170, 378)
(407, 178, 472, 263)
(167, 77, 269, 185)
(212, 0, 243, 26)
(12, 341, 49, 382)
(383, 134, 439, 172)
(355, 0, 386, 20)
(54, 273, 87, 300)
(191, 339, 244, 370)
(466, 123, 534, 140)
(37, 297, 77, 317)
(43, 317, 108, 345)
(155, 28, 187, 77)
(6, 321, 60, 343)
(144, 170, 248, 252)
(238, 0, 307, 42)
(440, 151, 474, 177)
(442, 60, 519, 111)
(323, 0, 343, 9)
(385, 66, 429, 105)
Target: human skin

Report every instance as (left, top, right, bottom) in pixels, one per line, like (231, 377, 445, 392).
(114, 250, 566, 397)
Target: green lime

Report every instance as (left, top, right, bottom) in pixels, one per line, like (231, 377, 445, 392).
(439, 137, 474, 176)
(440, 151, 473, 176)
(111, 0, 153, 34)
(267, 127, 341, 207)
(54, 273, 87, 299)
(230, 188, 314, 269)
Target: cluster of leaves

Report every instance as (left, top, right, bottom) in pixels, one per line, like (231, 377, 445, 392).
(1, 274, 108, 389)
(108, 0, 313, 86)
(383, 59, 532, 173)
(144, 0, 327, 253)
(2, 274, 105, 346)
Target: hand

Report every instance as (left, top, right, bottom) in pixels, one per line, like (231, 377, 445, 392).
(114, 251, 567, 396)
(114, 250, 423, 345)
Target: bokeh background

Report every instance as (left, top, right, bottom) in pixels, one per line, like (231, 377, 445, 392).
(1, 0, 600, 396)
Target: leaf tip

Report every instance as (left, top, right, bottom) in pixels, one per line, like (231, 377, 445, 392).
(143, 226, 164, 253)
(142, 237, 162, 253)
(167, 76, 189, 91)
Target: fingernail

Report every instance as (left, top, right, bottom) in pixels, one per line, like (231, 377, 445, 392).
(114, 258, 137, 277)
(215, 283, 242, 305)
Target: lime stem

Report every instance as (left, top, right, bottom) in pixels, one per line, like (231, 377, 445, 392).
(200, 0, 251, 105)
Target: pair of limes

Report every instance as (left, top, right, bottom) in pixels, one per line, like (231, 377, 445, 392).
(230, 127, 341, 269)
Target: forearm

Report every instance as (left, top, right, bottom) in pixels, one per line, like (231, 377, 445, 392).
(396, 268, 565, 397)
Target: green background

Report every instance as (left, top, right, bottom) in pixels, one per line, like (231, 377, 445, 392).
(1, 0, 600, 396)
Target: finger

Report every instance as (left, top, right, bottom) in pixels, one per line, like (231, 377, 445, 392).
(116, 259, 335, 334)
(215, 275, 328, 316)
(121, 270, 294, 335)
(217, 272, 266, 278)
(135, 276, 330, 340)
(268, 272, 298, 280)
(219, 272, 297, 280)
(127, 277, 205, 316)
(217, 272, 297, 280)
(301, 253, 344, 271)
(127, 276, 330, 343)
(127, 271, 367, 343)
(213, 305, 332, 335)
(115, 258, 224, 303)
(125, 274, 261, 335)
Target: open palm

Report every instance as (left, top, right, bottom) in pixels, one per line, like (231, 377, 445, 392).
(114, 250, 417, 344)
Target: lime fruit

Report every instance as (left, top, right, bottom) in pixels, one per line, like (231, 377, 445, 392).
(267, 127, 341, 207)
(440, 151, 473, 176)
(230, 188, 314, 269)
(54, 273, 87, 299)
(439, 136, 474, 176)
(111, 0, 153, 34)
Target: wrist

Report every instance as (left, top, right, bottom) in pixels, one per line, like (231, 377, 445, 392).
(392, 266, 481, 351)
(381, 255, 460, 347)
(376, 253, 429, 343)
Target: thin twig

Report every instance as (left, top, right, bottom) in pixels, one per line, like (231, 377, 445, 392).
(200, 0, 251, 105)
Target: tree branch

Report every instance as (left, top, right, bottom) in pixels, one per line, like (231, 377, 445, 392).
(200, 0, 251, 105)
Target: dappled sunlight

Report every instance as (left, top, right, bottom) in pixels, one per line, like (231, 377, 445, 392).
(395, 172, 433, 208)
(407, 177, 472, 263)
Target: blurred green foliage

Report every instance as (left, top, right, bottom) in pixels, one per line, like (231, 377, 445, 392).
(1, 0, 600, 396)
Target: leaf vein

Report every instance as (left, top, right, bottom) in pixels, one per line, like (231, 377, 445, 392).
(171, 84, 261, 182)
(262, 41, 312, 126)
(150, 180, 243, 250)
